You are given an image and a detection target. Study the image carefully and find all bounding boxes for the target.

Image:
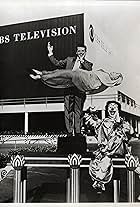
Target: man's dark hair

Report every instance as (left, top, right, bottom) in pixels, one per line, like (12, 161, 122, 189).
(76, 44, 87, 51)
(105, 101, 121, 117)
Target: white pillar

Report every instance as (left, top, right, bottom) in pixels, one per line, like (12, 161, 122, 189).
(68, 154, 82, 203)
(127, 170, 135, 202)
(11, 155, 25, 203)
(21, 167, 27, 203)
(24, 112, 28, 134)
(138, 120, 140, 135)
(130, 119, 133, 127)
(70, 168, 80, 203)
(101, 110, 105, 119)
(14, 170, 22, 203)
(113, 180, 120, 202)
(136, 120, 140, 134)
(22, 179, 27, 203)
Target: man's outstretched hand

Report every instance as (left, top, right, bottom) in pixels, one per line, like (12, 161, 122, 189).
(47, 42, 53, 56)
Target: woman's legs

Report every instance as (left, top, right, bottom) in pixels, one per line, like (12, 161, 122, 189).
(30, 69, 74, 81)
(32, 69, 42, 75)
(42, 70, 73, 79)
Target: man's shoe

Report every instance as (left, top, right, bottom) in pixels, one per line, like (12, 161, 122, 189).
(29, 74, 41, 80)
(32, 69, 42, 75)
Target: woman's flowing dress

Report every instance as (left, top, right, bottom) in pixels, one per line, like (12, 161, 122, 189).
(41, 68, 123, 93)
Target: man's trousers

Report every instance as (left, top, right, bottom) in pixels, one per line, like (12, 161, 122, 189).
(64, 92, 86, 134)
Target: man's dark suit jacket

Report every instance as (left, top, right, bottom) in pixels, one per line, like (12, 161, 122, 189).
(49, 55, 93, 71)
(48, 55, 93, 96)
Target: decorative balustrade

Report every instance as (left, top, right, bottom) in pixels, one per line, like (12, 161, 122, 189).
(9, 154, 136, 203)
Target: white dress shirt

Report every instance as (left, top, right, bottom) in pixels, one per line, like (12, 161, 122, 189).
(72, 57, 81, 71)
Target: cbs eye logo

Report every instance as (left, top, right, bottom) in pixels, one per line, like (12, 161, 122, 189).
(89, 24, 95, 43)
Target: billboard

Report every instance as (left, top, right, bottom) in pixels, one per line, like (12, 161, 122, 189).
(84, 13, 115, 71)
(0, 14, 84, 99)
(84, 13, 118, 96)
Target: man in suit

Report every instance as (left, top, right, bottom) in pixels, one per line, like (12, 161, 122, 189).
(47, 42, 93, 137)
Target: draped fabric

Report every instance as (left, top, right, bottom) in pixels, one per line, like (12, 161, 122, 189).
(89, 118, 132, 191)
(41, 69, 74, 89)
(89, 152, 113, 191)
(41, 69, 123, 93)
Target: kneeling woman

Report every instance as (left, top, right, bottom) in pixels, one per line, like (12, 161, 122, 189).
(29, 68, 123, 93)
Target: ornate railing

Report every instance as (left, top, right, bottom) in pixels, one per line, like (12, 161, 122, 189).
(9, 154, 135, 203)
(0, 96, 64, 106)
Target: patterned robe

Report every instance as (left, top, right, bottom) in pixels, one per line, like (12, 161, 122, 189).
(89, 117, 133, 191)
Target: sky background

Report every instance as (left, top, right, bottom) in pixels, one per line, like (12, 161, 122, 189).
(0, 0, 140, 104)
